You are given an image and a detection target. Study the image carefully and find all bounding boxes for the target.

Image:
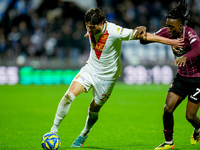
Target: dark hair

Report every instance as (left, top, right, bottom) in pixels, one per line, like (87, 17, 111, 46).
(166, 0, 191, 24)
(84, 8, 106, 25)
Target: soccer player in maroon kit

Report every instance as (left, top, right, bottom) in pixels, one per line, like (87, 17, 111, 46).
(140, 0, 200, 149)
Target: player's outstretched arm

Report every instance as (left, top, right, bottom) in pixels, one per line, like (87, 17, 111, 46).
(141, 33, 184, 48)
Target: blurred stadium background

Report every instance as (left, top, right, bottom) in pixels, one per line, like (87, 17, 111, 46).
(0, 0, 200, 85)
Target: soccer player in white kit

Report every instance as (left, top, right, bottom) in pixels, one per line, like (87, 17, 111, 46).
(50, 8, 184, 147)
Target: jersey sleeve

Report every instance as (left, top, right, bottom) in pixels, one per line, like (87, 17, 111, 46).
(184, 28, 200, 60)
(111, 24, 136, 41)
(154, 27, 169, 37)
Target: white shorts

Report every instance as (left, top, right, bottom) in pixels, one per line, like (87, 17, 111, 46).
(72, 65, 116, 105)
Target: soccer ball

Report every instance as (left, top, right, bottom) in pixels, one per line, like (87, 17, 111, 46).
(41, 132, 61, 150)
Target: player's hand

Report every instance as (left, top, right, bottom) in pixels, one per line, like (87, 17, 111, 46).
(170, 38, 184, 49)
(174, 56, 187, 67)
(133, 26, 147, 39)
(171, 46, 180, 56)
(84, 33, 89, 38)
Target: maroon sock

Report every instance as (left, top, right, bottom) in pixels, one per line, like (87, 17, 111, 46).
(163, 129, 173, 142)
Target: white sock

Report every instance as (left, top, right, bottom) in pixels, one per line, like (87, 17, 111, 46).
(165, 140, 173, 144)
(80, 111, 98, 137)
(51, 91, 76, 132)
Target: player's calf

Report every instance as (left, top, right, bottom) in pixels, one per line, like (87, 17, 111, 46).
(51, 91, 76, 133)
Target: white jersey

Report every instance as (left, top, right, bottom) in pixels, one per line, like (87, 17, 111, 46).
(86, 21, 136, 80)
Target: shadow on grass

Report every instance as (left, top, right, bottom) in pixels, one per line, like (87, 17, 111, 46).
(84, 147, 113, 150)
(62, 147, 113, 150)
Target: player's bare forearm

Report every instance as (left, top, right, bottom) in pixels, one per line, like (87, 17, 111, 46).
(142, 33, 184, 48)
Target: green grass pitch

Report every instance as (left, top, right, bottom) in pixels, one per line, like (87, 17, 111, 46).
(0, 82, 199, 150)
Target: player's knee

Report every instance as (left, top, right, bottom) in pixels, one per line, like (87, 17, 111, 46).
(164, 104, 173, 113)
(62, 91, 76, 104)
(89, 99, 102, 112)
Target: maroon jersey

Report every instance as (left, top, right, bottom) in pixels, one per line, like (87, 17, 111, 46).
(155, 26, 200, 77)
